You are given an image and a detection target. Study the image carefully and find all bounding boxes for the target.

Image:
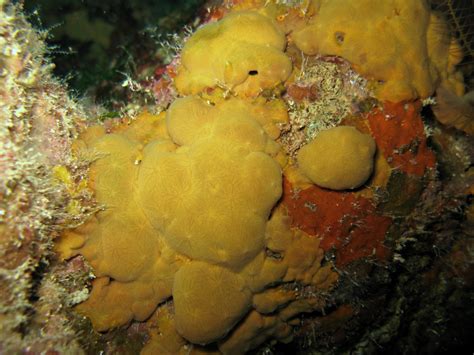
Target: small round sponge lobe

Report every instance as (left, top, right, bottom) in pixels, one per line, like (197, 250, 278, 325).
(297, 126, 376, 190)
(173, 261, 252, 344)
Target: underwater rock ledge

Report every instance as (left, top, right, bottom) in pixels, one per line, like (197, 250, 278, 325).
(0, 0, 473, 354)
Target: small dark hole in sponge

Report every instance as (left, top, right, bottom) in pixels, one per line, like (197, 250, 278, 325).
(248, 70, 259, 76)
(335, 31, 345, 45)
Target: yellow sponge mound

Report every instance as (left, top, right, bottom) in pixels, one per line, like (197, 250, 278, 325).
(59, 99, 332, 344)
(58, 1, 469, 351)
(298, 126, 376, 190)
(174, 11, 292, 97)
(58, 113, 180, 331)
(58, 100, 338, 347)
(292, 0, 463, 102)
(173, 261, 252, 344)
(139, 96, 283, 268)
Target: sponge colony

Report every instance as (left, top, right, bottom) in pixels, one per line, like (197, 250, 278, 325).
(297, 126, 376, 190)
(292, 0, 463, 102)
(174, 11, 292, 97)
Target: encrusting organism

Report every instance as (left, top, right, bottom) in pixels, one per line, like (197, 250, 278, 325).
(56, 0, 470, 352)
(0, 1, 90, 352)
(2, 0, 471, 353)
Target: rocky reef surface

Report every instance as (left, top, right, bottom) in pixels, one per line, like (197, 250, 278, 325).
(0, 0, 473, 354)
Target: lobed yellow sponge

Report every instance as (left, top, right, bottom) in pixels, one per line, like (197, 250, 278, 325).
(58, 96, 339, 348)
(143, 96, 284, 268)
(60, 1, 474, 348)
(174, 11, 292, 97)
(292, 0, 463, 102)
(57, 0, 471, 351)
(298, 126, 376, 190)
(58, 113, 181, 331)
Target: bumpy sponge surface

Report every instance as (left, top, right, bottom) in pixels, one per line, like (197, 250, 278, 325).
(140, 96, 283, 268)
(292, 0, 463, 101)
(174, 11, 292, 97)
(59, 96, 337, 347)
(57, 0, 458, 350)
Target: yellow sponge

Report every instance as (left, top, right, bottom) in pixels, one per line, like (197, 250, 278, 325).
(139, 96, 283, 268)
(173, 261, 252, 344)
(174, 11, 292, 97)
(292, 0, 463, 102)
(298, 126, 376, 190)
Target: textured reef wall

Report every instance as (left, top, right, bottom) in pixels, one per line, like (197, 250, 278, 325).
(0, 1, 91, 352)
(1, 0, 473, 354)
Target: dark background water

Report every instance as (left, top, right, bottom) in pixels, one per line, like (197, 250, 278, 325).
(22, 0, 474, 103)
(23, 0, 204, 102)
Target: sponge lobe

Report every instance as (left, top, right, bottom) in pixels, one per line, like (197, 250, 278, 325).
(174, 11, 292, 96)
(173, 261, 252, 344)
(138, 96, 283, 268)
(298, 126, 376, 190)
(138, 138, 281, 268)
(292, 0, 463, 101)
